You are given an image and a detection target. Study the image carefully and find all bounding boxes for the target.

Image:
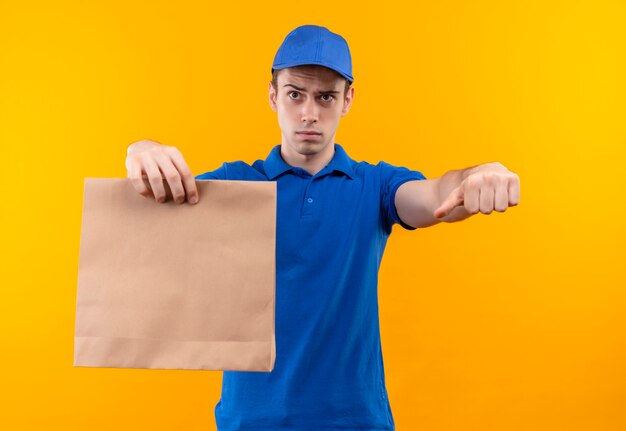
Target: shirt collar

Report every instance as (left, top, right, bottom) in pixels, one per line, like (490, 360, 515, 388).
(263, 143, 355, 180)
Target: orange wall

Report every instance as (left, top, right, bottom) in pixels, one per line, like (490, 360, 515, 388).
(1, 1, 624, 429)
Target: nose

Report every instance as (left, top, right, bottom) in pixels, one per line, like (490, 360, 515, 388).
(300, 97, 318, 124)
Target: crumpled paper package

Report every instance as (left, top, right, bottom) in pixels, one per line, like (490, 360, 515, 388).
(74, 178, 276, 372)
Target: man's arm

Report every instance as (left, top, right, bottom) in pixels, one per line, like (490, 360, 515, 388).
(395, 162, 520, 229)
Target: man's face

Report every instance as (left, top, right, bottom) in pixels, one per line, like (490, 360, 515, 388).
(268, 65, 354, 157)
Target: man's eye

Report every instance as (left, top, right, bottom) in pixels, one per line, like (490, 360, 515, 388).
(288, 91, 299, 99)
(321, 95, 334, 102)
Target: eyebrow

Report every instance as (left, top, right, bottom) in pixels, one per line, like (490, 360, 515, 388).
(283, 83, 340, 94)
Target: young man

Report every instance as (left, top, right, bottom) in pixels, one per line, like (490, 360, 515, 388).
(126, 25, 520, 431)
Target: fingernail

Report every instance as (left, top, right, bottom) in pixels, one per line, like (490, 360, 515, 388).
(189, 195, 198, 204)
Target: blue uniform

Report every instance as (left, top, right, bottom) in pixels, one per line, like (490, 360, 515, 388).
(196, 143, 427, 431)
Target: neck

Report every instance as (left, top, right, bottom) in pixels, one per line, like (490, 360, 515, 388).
(280, 141, 336, 176)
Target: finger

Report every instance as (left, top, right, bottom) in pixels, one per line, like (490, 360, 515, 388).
(508, 175, 520, 206)
(494, 180, 508, 212)
(479, 182, 495, 214)
(141, 154, 167, 203)
(434, 187, 464, 218)
(141, 175, 155, 199)
(464, 176, 480, 214)
(141, 173, 154, 198)
(153, 151, 186, 204)
(166, 147, 199, 204)
(126, 156, 153, 198)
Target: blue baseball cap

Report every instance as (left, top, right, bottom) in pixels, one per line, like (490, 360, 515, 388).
(271, 25, 354, 84)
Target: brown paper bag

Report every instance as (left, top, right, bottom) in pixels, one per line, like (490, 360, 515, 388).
(74, 178, 276, 372)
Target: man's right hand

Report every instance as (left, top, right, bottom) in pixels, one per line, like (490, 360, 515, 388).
(125, 139, 199, 204)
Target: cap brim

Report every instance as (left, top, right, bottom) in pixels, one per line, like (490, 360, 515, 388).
(272, 61, 353, 83)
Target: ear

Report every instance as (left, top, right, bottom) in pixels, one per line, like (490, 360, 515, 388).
(341, 86, 354, 116)
(268, 82, 277, 112)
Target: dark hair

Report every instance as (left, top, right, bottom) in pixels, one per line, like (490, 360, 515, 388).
(271, 67, 351, 98)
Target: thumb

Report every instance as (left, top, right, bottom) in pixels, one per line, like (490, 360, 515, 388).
(434, 186, 464, 219)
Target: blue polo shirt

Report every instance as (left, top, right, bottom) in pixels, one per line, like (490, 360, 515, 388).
(196, 143, 427, 431)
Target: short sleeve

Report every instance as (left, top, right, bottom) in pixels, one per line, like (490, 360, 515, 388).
(195, 162, 230, 180)
(195, 160, 267, 181)
(378, 160, 427, 234)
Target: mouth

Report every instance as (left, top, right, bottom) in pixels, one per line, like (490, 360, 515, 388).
(296, 130, 322, 136)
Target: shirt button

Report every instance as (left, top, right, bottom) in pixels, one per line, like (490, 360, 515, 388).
(307, 197, 313, 203)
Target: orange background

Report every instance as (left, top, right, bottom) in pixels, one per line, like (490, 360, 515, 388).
(1, 1, 625, 430)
